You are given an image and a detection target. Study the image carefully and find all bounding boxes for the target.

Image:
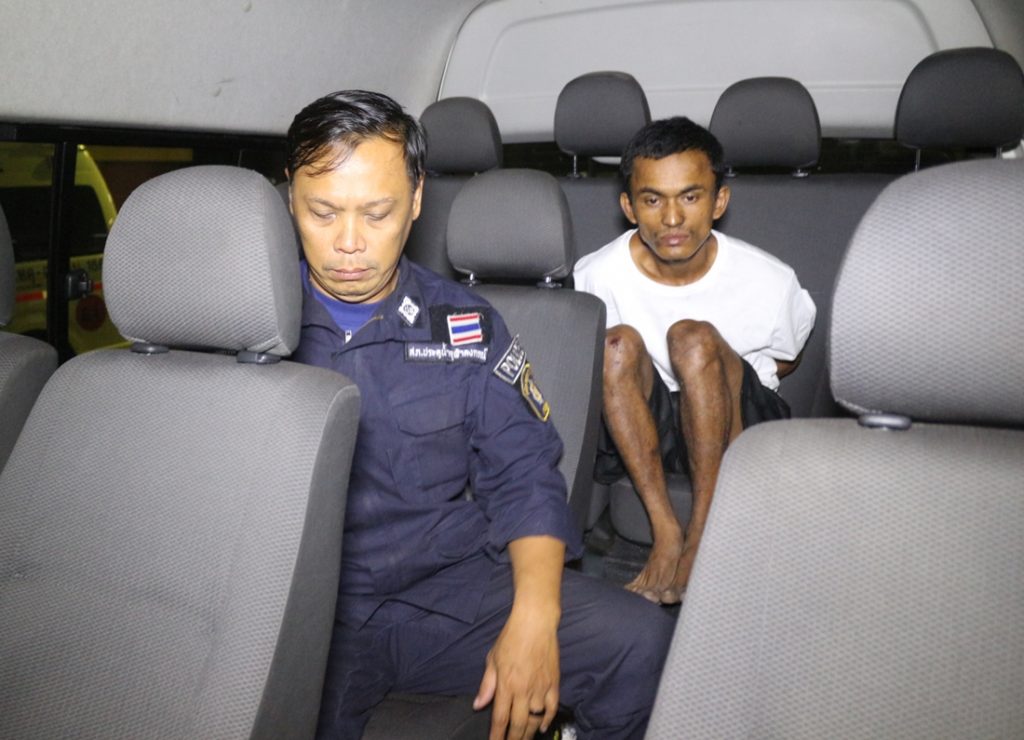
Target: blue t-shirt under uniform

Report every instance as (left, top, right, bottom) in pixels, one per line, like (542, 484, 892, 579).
(306, 264, 379, 342)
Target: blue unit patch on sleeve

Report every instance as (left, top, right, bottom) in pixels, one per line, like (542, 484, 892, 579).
(406, 343, 489, 363)
(520, 363, 551, 422)
(493, 336, 527, 385)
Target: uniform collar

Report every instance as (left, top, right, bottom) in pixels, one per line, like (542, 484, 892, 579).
(299, 256, 433, 347)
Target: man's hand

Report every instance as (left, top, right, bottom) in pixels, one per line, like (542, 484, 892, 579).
(473, 536, 564, 740)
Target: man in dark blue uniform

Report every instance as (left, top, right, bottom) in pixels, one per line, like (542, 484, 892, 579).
(286, 90, 674, 740)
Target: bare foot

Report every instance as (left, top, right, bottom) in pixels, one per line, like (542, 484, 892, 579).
(626, 535, 684, 604)
(670, 538, 699, 595)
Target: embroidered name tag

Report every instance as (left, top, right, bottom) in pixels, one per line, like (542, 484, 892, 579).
(406, 343, 489, 364)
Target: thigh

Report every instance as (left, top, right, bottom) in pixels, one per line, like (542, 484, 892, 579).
(391, 566, 676, 703)
(390, 567, 516, 696)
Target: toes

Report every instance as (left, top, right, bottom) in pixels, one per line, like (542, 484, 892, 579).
(639, 589, 661, 604)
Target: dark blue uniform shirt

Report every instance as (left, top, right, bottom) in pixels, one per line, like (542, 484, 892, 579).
(292, 258, 583, 627)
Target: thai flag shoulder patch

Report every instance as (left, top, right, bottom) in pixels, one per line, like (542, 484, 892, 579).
(447, 312, 484, 346)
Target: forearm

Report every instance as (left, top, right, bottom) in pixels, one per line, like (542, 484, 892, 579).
(775, 352, 801, 379)
(508, 535, 564, 626)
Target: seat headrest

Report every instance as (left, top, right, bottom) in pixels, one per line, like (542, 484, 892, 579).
(554, 71, 651, 159)
(830, 159, 1024, 426)
(422, 97, 503, 174)
(104, 165, 301, 356)
(446, 169, 573, 281)
(895, 48, 1024, 151)
(709, 77, 821, 171)
(0, 205, 14, 326)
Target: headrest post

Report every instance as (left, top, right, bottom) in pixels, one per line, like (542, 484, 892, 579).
(914, 150, 922, 172)
(792, 167, 810, 178)
(237, 350, 283, 365)
(857, 413, 912, 431)
(570, 154, 581, 179)
(536, 275, 562, 289)
(130, 342, 170, 355)
(462, 272, 479, 287)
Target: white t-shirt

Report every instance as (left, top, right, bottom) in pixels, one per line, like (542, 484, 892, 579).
(573, 229, 816, 392)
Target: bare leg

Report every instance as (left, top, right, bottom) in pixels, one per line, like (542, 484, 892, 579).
(601, 325, 685, 604)
(666, 320, 745, 593)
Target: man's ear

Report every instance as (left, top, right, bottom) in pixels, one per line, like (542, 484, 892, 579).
(411, 176, 424, 221)
(619, 191, 637, 225)
(713, 184, 731, 221)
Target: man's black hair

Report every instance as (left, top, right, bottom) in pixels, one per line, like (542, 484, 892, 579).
(286, 89, 426, 187)
(619, 116, 726, 197)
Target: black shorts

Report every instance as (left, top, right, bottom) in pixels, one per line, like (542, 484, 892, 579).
(594, 359, 790, 485)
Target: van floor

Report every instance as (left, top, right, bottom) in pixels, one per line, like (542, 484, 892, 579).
(580, 513, 685, 614)
(580, 517, 648, 585)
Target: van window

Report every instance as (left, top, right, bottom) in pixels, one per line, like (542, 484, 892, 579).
(0, 135, 286, 358)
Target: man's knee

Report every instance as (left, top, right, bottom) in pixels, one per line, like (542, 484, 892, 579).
(666, 320, 727, 377)
(604, 324, 647, 380)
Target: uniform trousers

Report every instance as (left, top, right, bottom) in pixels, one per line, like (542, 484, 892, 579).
(316, 565, 676, 739)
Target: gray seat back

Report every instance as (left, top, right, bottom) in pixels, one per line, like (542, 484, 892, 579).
(448, 168, 604, 528)
(405, 97, 503, 280)
(554, 71, 650, 263)
(0, 203, 57, 470)
(647, 158, 1024, 739)
(0, 166, 361, 739)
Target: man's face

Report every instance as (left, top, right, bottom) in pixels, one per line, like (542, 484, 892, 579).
(290, 136, 423, 304)
(621, 149, 729, 266)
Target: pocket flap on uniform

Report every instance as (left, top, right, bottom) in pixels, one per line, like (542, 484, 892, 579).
(391, 388, 467, 436)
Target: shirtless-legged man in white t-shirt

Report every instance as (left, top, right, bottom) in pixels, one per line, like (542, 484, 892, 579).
(575, 117, 816, 605)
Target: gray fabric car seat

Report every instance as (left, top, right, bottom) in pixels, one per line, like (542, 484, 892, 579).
(646, 158, 1024, 738)
(555, 71, 650, 264)
(404, 97, 503, 280)
(363, 168, 604, 740)
(0, 165, 361, 739)
(0, 203, 58, 471)
(896, 47, 1024, 168)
